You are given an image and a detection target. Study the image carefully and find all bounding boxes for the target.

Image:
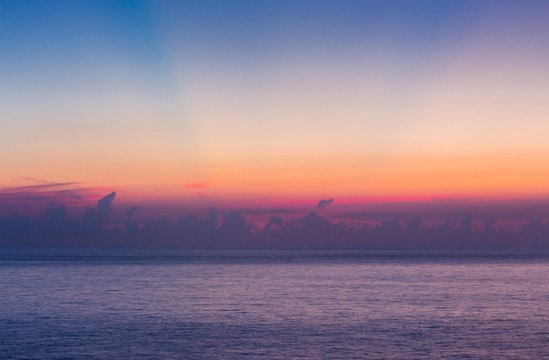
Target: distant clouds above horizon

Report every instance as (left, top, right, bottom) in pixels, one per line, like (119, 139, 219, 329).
(3, 182, 549, 232)
(3, 190, 549, 248)
(2, 0, 549, 215)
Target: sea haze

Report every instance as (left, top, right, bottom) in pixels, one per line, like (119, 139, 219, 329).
(1, 249, 549, 359)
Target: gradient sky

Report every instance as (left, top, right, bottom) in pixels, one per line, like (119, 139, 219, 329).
(1, 0, 549, 221)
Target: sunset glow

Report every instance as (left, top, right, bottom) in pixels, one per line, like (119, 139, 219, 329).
(1, 0, 549, 224)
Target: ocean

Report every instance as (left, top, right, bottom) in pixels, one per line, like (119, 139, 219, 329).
(1, 249, 549, 359)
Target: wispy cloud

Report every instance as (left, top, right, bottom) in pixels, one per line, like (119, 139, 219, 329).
(3, 182, 81, 192)
(0, 178, 109, 215)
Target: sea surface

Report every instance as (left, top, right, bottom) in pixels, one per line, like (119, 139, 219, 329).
(1, 249, 549, 359)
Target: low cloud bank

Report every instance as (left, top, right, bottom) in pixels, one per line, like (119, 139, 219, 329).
(2, 192, 549, 248)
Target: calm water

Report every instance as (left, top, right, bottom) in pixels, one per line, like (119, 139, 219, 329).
(1, 249, 549, 359)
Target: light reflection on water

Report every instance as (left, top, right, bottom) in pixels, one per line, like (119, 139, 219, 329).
(1, 249, 549, 359)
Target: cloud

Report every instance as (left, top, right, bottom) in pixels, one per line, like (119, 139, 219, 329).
(4, 186, 549, 248)
(81, 191, 116, 232)
(318, 198, 334, 208)
(124, 207, 138, 216)
(2, 192, 549, 248)
(3, 182, 81, 192)
(184, 182, 210, 189)
(97, 191, 116, 216)
(0, 183, 101, 216)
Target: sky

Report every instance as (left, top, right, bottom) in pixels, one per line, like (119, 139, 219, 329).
(1, 0, 549, 226)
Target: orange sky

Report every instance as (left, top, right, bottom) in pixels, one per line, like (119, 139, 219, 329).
(2, 1, 549, 215)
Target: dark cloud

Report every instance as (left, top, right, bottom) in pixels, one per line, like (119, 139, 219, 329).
(124, 207, 138, 216)
(81, 191, 116, 233)
(334, 197, 549, 229)
(318, 198, 334, 208)
(97, 191, 116, 217)
(2, 191, 549, 249)
(217, 211, 252, 243)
